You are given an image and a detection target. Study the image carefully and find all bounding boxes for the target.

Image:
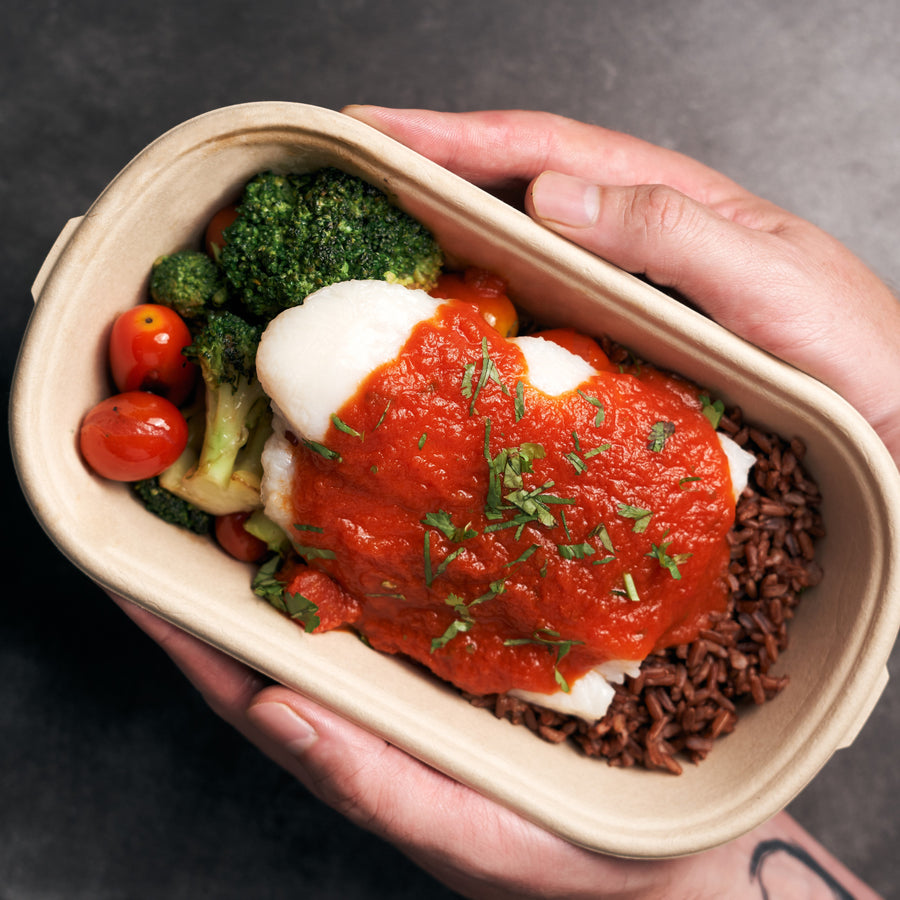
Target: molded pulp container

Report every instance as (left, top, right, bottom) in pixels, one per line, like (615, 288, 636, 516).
(11, 102, 900, 859)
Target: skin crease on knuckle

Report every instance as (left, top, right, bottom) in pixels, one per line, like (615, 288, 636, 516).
(619, 183, 712, 284)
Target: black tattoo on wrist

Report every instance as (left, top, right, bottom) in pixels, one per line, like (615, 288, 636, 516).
(750, 839, 856, 899)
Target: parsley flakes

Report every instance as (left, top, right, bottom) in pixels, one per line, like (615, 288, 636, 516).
(617, 503, 653, 533)
(303, 438, 341, 461)
(647, 421, 675, 452)
(699, 394, 725, 429)
(252, 556, 321, 633)
(421, 510, 477, 543)
(503, 628, 585, 693)
(462, 337, 507, 414)
(331, 414, 363, 439)
(430, 581, 506, 652)
(646, 538, 692, 580)
(578, 389, 606, 426)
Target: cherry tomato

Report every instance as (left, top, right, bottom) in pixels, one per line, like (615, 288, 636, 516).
(80, 391, 189, 482)
(431, 268, 519, 337)
(532, 327, 617, 373)
(205, 204, 238, 259)
(215, 512, 268, 562)
(109, 304, 197, 406)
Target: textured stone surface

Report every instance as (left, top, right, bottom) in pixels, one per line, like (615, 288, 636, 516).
(4, 1, 899, 896)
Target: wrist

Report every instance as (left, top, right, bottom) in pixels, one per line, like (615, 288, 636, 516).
(674, 813, 881, 900)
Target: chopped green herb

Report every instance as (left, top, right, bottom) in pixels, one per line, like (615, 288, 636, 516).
(648, 420, 675, 452)
(464, 337, 505, 414)
(430, 616, 472, 651)
(430, 583, 504, 652)
(461, 361, 476, 397)
(557, 541, 596, 560)
(587, 522, 615, 554)
(564, 451, 587, 474)
(617, 503, 653, 533)
(424, 531, 464, 586)
(252, 557, 321, 632)
(293, 523, 324, 533)
(483, 430, 575, 531)
(303, 438, 341, 462)
(374, 400, 391, 429)
(514, 380, 526, 422)
(578, 390, 606, 426)
(433, 547, 464, 581)
(505, 544, 538, 567)
(281, 592, 322, 632)
(294, 544, 337, 561)
(331, 414, 363, 439)
(503, 628, 585, 693)
(472, 579, 507, 604)
(699, 394, 725, 429)
(251, 555, 285, 604)
(592, 555, 616, 565)
(505, 480, 573, 527)
(423, 531, 433, 585)
(583, 443, 611, 458)
(679, 475, 702, 489)
(646, 539, 692, 580)
(483, 512, 544, 539)
(613, 572, 641, 603)
(418, 432, 427, 449)
(422, 510, 477, 542)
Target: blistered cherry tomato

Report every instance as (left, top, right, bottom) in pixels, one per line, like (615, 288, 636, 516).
(109, 304, 197, 406)
(205, 204, 239, 259)
(532, 328, 617, 374)
(80, 391, 189, 482)
(215, 512, 268, 562)
(430, 268, 519, 337)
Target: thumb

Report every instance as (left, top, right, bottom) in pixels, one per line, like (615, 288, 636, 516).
(526, 170, 900, 463)
(526, 170, 784, 321)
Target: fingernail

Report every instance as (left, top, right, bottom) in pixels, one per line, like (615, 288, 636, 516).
(531, 171, 600, 228)
(248, 702, 318, 755)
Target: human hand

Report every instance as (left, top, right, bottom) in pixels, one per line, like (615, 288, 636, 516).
(111, 594, 878, 900)
(344, 106, 900, 466)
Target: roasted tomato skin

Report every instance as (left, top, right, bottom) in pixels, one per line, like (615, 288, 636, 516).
(204, 204, 239, 259)
(214, 512, 268, 562)
(79, 391, 189, 482)
(109, 304, 197, 406)
(430, 268, 519, 337)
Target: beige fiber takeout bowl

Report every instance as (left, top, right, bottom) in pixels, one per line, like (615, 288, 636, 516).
(11, 102, 900, 859)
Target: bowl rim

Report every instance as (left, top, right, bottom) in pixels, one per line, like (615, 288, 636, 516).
(11, 101, 900, 858)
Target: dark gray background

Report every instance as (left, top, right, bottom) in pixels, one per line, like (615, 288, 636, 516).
(4, 1, 899, 897)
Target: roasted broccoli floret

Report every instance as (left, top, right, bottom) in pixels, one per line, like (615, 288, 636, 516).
(150, 250, 229, 322)
(219, 168, 444, 320)
(159, 310, 270, 515)
(131, 477, 212, 534)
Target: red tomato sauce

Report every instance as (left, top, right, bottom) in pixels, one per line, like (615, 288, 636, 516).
(281, 302, 735, 698)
